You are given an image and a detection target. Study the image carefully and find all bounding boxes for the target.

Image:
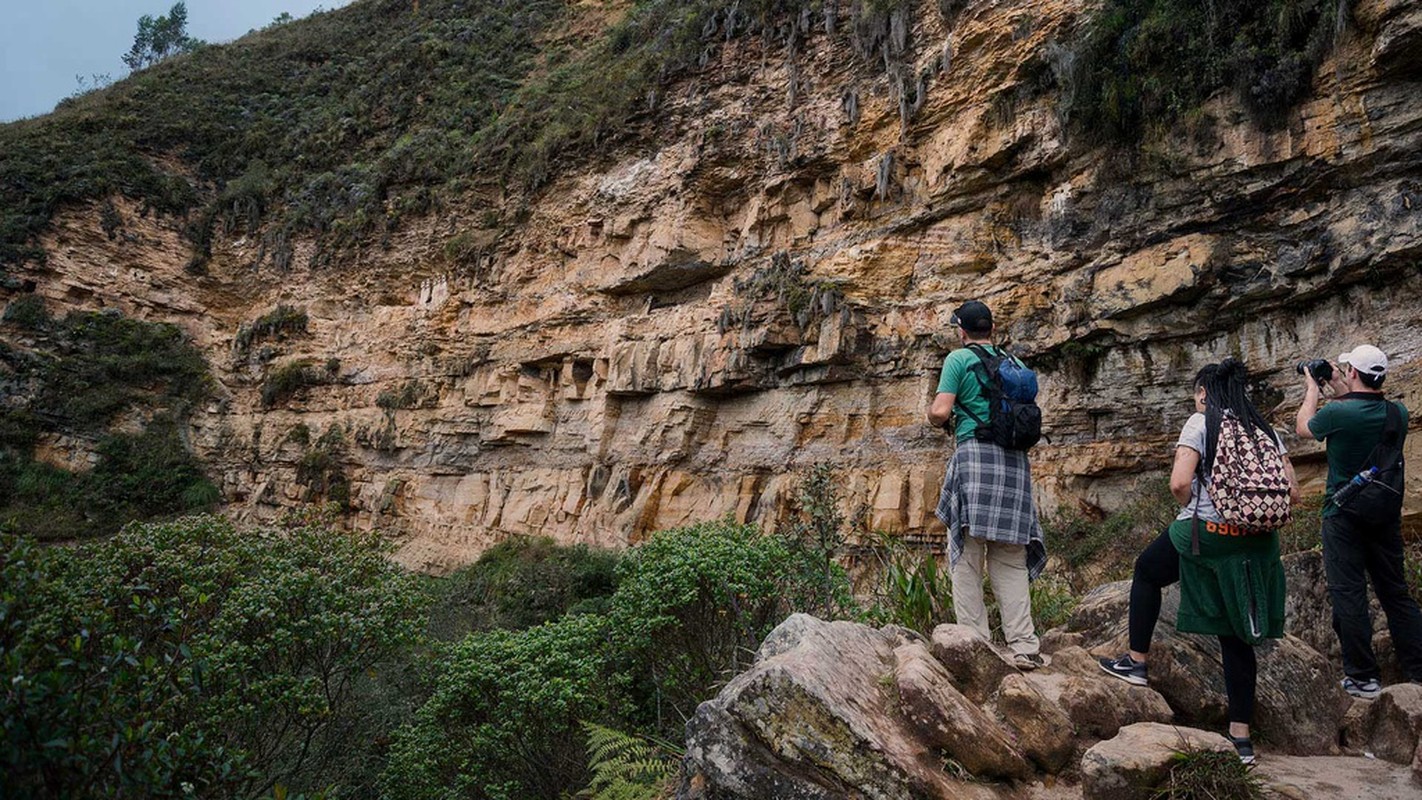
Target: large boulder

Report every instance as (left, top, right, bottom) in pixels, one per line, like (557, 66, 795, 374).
(995, 673, 1076, 773)
(928, 623, 1018, 703)
(679, 614, 1013, 799)
(1043, 647, 1174, 739)
(1080, 723, 1232, 800)
(893, 643, 1031, 780)
(1342, 684, 1422, 764)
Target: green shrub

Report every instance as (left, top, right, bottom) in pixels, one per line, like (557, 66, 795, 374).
(0, 309, 214, 540)
(608, 518, 813, 731)
(376, 380, 428, 411)
(234, 304, 308, 357)
(261, 360, 324, 407)
(1059, 0, 1348, 141)
(780, 463, 855, 618)
(0, 516, 427, 799)
(382, 614, 615, 800)
(426, 535, 620, 640)
(1029, 574, 1079, 632)
(1152, 745, 1264, 799)
(2, 294, 49, 328)
(1277, 492, 1325, 555)
(861, 533, 954, 635)
(293, 425, 350, 508)
(26, 310, 209, 430)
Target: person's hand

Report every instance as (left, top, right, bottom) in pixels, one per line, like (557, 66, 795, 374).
(1327, 368, 1349, 396)
(1302, 369, 1319, 394)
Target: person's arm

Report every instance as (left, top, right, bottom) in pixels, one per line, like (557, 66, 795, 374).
(927, 392, 956, 427)
(1170, 445, 1200, 505)
(1295, 371, 1323, 439)
(1283, 455, 1301, 505)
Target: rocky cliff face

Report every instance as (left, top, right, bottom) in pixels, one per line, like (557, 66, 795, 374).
(8, 0, 1422, 569)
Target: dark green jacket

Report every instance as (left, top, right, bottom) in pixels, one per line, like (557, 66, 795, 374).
(1168, 519, 1285, 644)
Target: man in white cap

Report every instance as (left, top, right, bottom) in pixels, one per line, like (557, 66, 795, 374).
(1295, 344, 1422, 698)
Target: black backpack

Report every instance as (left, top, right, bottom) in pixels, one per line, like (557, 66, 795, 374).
(1332, 400, 1406, 526)
(955, 344, 1043, 451)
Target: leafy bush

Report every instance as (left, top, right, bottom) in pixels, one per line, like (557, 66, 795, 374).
(261, 360, 325, 407)
(1059, 0, 1348, 141)
(608, 518, 819, 731)
(426, 535, 620, 640)
(382, 614, 616, 800)
(0, 516, 427, 799)
(386, 517, 835, 797)
(2, 294, 49, 328)
(779, 463, 855, 618)
(293, 425, 351, 509)
(376, 380, 430, 411)
(25, 309, 208, 430)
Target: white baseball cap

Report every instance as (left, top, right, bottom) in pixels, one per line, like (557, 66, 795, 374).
(1337, 344, 1388, 376)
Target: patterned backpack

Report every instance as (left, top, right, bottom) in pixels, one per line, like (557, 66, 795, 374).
(1203, 411, 1293, 537)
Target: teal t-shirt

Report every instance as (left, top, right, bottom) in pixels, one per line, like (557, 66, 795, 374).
(1307, 394, 1410, 517)
(936, 345, 999, 440)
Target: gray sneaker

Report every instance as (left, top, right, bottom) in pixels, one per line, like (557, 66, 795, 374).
(1013, 652, 1045, 671)
(1099, 654, 1149, 686)
(1342, 676, 1381, 699)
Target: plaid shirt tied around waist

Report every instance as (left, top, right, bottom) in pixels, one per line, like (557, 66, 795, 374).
(935, 439, 1047, 580)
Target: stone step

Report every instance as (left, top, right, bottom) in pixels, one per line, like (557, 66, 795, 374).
(1255, 755, 1419, 800)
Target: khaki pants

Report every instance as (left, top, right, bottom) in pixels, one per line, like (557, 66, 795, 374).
(951, 535, 1040, 656)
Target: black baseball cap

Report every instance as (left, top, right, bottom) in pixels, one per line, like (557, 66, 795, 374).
(950, 300, 993, 334)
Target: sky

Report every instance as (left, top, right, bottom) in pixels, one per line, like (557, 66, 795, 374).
(0, 0, 354, 123)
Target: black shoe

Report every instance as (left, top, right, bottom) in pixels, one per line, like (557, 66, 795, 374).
(1098, 654, 1148, 686)
(1228, 735, 1255, 765)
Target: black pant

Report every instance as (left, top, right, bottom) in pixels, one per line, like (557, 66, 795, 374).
(1129, 528, 1259, 724)
(1321, 514, 1422, 682)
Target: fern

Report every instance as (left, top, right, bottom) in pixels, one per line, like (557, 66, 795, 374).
(582, 722, 680, 800)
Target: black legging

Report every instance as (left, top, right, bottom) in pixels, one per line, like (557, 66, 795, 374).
(1129, 528, 1258, 725)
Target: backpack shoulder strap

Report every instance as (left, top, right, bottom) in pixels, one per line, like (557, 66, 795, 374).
(964, 343, 996, 363)
(1382, 400, 1403, 447)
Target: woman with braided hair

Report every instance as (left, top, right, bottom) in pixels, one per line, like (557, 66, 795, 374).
(1098, 358, 1300, 764)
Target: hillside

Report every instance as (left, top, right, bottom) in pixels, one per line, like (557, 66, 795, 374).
(2, 0, 1421, 566)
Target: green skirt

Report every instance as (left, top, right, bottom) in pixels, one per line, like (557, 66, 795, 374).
(1168, 518, 1285, 644)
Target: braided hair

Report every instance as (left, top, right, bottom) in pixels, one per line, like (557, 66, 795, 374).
(1194, 357, 1274, 471)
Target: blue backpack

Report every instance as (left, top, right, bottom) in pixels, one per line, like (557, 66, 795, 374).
(958, 344, 1042, 451)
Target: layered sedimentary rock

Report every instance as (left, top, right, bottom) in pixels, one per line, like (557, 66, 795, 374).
(8, 0, 1422, 569)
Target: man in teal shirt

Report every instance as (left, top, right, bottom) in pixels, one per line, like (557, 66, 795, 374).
(1295, 343, 1422, 698)
(927, 300, 1045, 669)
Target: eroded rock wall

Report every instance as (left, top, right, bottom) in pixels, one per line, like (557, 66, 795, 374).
(8, 0, 1422, 570)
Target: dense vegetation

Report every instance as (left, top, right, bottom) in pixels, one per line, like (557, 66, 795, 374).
(6, 470, 1420, 799)
(0, 296, 216, 538)
(0, 515, 426, 799)
(1058, 0, 1348, 141)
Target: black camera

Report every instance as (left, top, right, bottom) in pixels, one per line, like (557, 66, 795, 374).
(1295, 359, 1334, 383)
